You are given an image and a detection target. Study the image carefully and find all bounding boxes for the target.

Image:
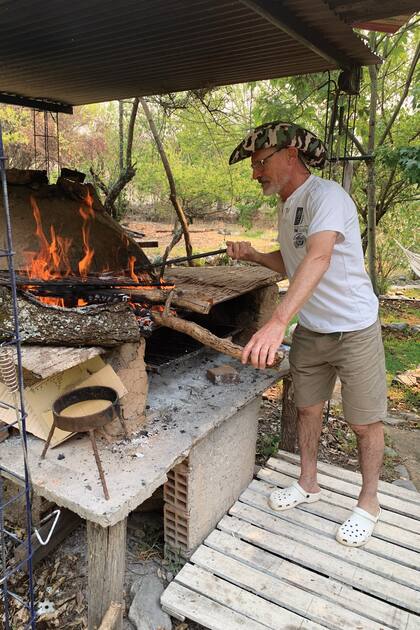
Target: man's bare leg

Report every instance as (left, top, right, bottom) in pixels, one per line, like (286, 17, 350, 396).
(297, 401, 325, 494)
(351, 421, 384, 516)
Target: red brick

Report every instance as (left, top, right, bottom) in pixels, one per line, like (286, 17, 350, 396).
(206, 364, 240, 385)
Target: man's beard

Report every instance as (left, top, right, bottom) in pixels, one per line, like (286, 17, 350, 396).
(259, 178, 284, 196)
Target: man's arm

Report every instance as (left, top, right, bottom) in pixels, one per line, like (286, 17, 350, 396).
(226, 241, 286, 276)
(242, 231, 338, 369)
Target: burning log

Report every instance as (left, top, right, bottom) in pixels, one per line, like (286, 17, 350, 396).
(0, 287, 141, 347)
(152, 312, 284, 367)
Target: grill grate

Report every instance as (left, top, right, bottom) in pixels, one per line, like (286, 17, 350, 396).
(145, 323, 240, 372)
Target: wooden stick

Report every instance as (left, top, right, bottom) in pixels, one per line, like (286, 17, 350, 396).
(98, 601, 123, 630)
(152, 312, 284, 367)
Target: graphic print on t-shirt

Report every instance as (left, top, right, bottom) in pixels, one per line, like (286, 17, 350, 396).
(294, 206, 304, 226)
(293, 206, 307, 248)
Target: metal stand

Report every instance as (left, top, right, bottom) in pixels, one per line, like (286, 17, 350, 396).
(41, 422, 110, 501)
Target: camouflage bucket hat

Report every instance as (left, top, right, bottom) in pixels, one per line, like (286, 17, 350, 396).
(229, 121, 327, 168)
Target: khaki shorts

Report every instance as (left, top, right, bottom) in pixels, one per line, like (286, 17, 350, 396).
(289, 319, 387, 425)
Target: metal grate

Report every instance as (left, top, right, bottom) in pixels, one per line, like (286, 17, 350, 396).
(145, 323, 240, 372)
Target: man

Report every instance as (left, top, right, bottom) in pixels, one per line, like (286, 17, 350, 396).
(227, 122, 387, 547)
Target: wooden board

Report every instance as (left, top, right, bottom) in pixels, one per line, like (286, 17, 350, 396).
(161, 453, 420, 629)
(166, 266, 281, 313)
(275, 450, 420, 506)
(19, 345, 105, 384)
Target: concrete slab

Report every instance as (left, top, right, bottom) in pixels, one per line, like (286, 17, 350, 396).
(0, 351, 287, 527)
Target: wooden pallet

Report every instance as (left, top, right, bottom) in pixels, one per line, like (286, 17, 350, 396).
(161, 450, 420, 629)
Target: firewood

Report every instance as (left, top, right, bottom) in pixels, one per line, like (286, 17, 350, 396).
(98, 602, 123, 630)
(0, 287, 141, 347)
(152, 312, 284, 368)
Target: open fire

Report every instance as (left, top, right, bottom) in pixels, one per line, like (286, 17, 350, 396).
(19, 185, 173, 327)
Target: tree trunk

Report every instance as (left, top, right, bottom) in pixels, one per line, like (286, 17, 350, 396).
(139, 97, 193, 263)
(280, 376, 298, 453)
(91, 98, 139, 221)
(118, 100, 124, 173)
(367, 36, 379, 296)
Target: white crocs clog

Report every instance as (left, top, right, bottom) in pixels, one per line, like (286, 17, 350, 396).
(336, 506, 381, 547)
(268, 480, 322, 511)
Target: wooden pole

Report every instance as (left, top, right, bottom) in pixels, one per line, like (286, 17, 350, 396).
(87, 519, 126, 630)
(98, 602, 124, 630)
(140, 97, 193, 263)
(280, 376, 298, 452)
(367, 33, 378, 296)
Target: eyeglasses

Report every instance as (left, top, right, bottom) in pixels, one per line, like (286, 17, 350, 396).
(251, 148, 282, 170)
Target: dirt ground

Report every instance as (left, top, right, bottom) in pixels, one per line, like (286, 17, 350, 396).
(126, 219, 279, 258)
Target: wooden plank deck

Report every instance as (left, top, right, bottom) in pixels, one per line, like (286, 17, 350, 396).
(161, 449, 420, 629)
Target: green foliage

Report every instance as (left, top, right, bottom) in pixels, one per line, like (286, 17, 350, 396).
(236, 197, 264, 229)
(378, 146, 420, 186)
(383, 331, 420, 380)
(257, 433, 281, 461)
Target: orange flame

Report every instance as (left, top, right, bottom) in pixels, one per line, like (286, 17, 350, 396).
(78, 190, 96, 278)
(24, 190, 167, 309)
(128, 256, 139, 282)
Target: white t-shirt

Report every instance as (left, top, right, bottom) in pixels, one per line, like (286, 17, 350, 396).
(278, 174, 378, 333)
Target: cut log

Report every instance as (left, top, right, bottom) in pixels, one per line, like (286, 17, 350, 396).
(152, 312, 284, 367)
(0, 288, 141, 347)
(98, 602, 124, 630)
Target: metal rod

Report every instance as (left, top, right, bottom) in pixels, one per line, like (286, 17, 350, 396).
(0, 122, 36, 628)
(0, 276, 172, 289)
(329, 155, 374, 162)
(89, 430, 110, 500)
(147, 247, 227, 269)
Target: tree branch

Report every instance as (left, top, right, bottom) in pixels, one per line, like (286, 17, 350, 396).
(140, 97, 193, 263)
(346, 129, 367, 156)
(89, 168, 109, 198)
(378, 41, 420, 148)
(126, 97, 140, 167)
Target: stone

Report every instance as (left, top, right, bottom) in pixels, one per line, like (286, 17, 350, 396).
(387, 323, 409, 331)
(206, 364, 240, 385)
(384, 446, 398, 458)
(392, 479, 418, 492)
(410, 325, 420, 334)
(129, 574, 172, 630)
(395, 464, 410, 479)
(383, 415, 405, 426)
(403, 412, 419, 422)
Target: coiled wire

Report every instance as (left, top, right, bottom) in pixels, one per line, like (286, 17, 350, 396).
(0, 345, 32, 483)
(0, 346, 19, 392)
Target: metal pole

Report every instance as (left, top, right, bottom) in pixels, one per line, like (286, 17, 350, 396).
(0, 123, 36, 628)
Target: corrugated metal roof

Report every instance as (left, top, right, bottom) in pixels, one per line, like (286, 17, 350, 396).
(0, 0, 381, 111)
